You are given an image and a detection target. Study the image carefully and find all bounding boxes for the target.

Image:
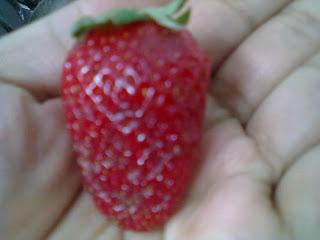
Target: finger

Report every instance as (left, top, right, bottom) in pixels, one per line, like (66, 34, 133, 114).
(188, 118, 275, 202)
(188, 0, 291, 66)
(123, 231, 163, 240)
(165, 120, 284, 240)
(0, 0, 168, 99)
(276, 144, 320, 239)
(213, 0, 320, 122)
(247, 52, 320, 179)
(166, 177, 285, 240)
(48, 192, 116, 240)
(0, 0, 290, 99)
(0, 87, 80, 240)
(204, 96, 230, 130)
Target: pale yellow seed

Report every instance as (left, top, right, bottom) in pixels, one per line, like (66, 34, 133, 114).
(70, 85, 81, 94)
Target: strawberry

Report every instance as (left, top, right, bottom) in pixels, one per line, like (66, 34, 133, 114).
(61, 0, 210, 231)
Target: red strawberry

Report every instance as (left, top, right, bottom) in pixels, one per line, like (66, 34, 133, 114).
(61, 0, 210, 231)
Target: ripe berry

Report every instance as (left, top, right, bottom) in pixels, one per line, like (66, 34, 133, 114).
(61, 0, 210, 231)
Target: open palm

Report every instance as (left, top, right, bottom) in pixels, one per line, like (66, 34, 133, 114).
(1, 0, 320, 239)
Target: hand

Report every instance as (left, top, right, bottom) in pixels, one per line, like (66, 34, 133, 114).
(1, 0, 319, 239)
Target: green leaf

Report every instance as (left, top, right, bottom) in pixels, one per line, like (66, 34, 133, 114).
(145, 0, 186, 16)
(147, 11, 184, 30)
(72, 0, 190, 38)
(96, 9, 146, 25)
(72, 17, 96, 38)
(175, 8, 191, 25)
(72, 9, 146, 37)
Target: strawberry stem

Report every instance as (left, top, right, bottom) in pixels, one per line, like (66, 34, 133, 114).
(72, 0, 190, 38)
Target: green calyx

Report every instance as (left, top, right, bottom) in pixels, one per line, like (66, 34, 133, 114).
(72, 0, 191, 38)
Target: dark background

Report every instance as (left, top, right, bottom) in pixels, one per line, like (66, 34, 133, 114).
(0, 0, 73, 36)
(0, 0, 38, 35)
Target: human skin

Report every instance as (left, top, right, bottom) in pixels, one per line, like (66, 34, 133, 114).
(0, 0, 319, 239)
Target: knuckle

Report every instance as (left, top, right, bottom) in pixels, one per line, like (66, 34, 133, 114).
(280, 4, 320, 41)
